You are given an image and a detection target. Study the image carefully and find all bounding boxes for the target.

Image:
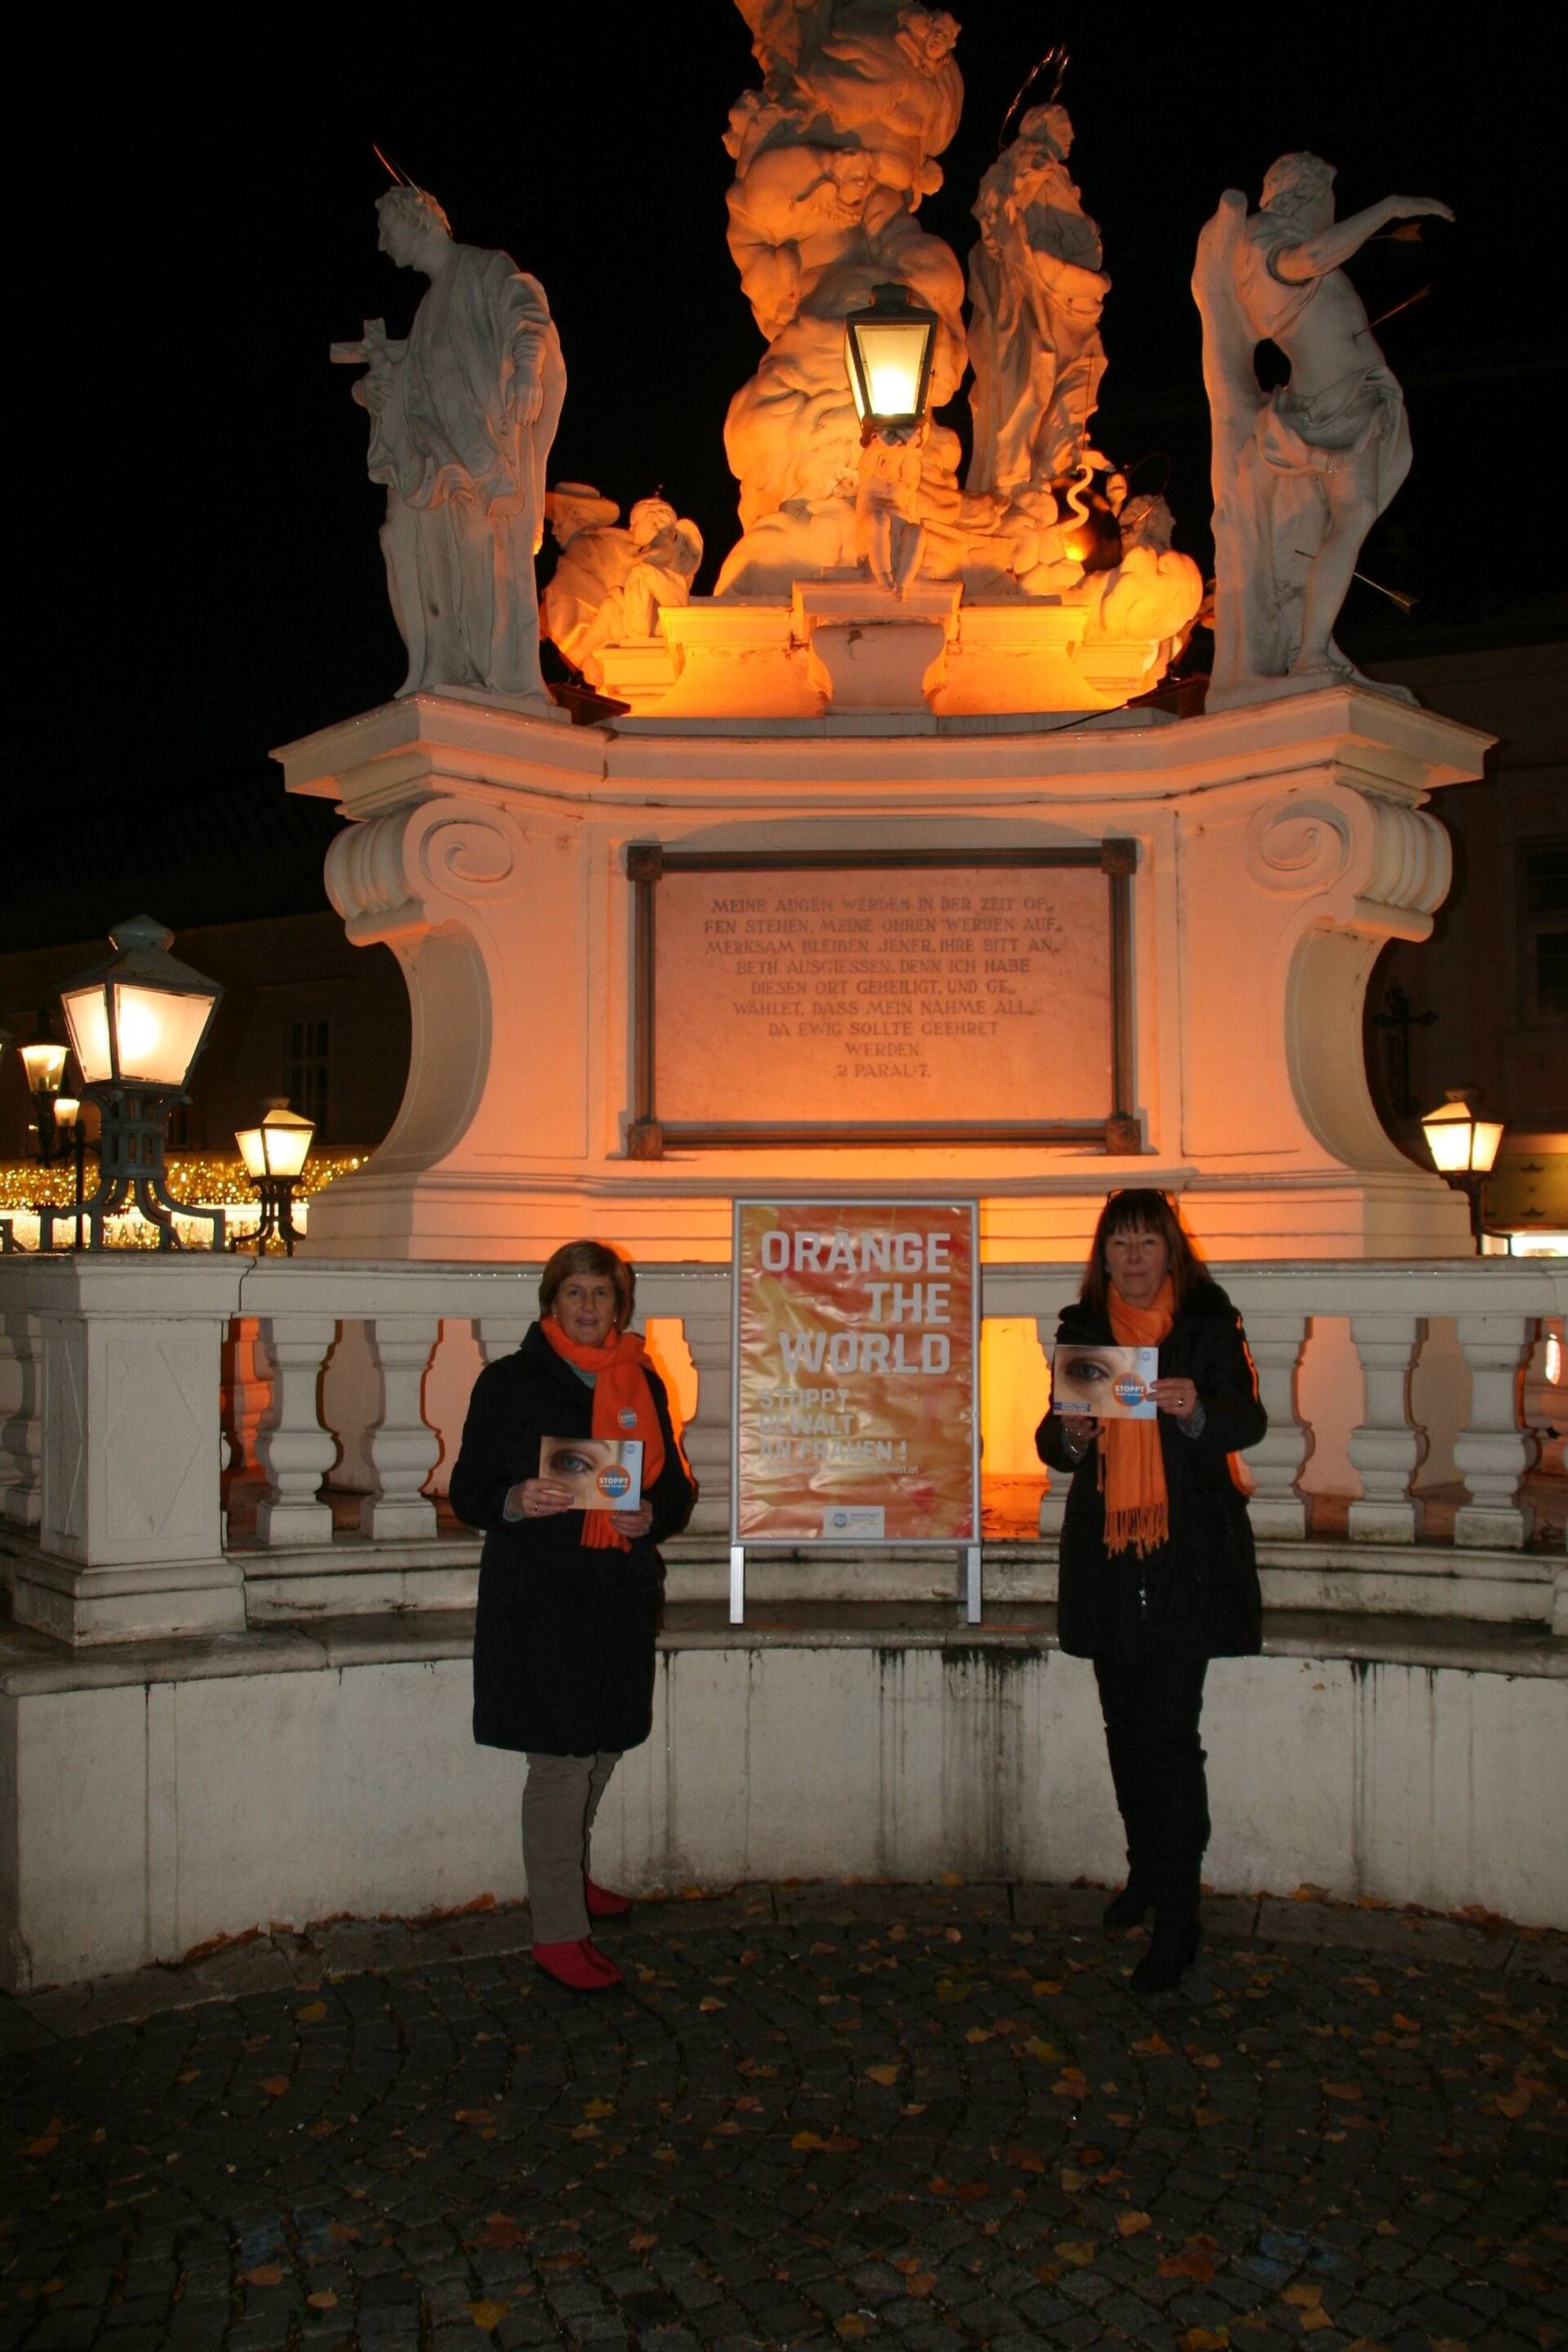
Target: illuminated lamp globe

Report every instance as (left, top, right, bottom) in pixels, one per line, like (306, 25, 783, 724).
(52, 1095, 80, 1131)
(236, 1101, 315, 1182)
(61, 915, 222, 1092)
(19, 1042, 68, 1096)
(1420, 1089, 1504, 1176)
(844, 283, 938, 440)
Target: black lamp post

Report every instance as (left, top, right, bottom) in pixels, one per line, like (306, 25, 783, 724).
(233, 1100, 315, 1255)
(39, 916, 226, 1251)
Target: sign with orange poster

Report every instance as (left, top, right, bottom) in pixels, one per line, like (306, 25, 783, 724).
(732, 1199, 979, 1544)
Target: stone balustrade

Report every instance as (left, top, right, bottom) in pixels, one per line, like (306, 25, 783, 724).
(0, 1253, 1562, 1645)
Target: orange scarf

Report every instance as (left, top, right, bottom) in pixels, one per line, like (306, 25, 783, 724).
(542, 1318, 667, 1551)
(1097, 1277, 1174, 1557)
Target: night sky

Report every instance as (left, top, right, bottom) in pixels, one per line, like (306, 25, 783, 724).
(9, 8, 1561, 944)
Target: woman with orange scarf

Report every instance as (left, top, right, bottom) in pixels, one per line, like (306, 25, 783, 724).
(452, 1241, 695, 1994)
(1036, 1192, 1266, 1994)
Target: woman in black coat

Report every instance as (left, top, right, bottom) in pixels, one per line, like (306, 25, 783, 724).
(1036, 1190, 1266, 1994)
(450, 1240, 695, 1993)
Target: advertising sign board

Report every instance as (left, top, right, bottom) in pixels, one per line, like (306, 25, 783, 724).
(731, 1198, 979, 1548)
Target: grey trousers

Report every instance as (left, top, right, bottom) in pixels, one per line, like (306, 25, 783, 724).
(522, 1749, 621, 1943)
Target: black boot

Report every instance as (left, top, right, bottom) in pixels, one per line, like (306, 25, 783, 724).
(1102, 1876, 1154, 1931)
(1129, 1903, 1201, 1994)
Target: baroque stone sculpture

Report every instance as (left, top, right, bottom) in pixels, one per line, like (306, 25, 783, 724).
(333, 184, 567, 705)
(965, 103, 1109, 502)
(1193, 154, 1451, 708)
(716, 0, 968, 595)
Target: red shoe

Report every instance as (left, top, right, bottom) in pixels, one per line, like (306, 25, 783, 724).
(584, 1876, 632, 1919)
(533, 1938, 618, 1993)
(577, 1937, 624, 1987)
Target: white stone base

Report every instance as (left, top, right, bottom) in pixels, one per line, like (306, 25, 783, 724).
(3, 1613, 1562, 1991)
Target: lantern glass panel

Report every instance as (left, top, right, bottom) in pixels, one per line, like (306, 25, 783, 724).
(20, 1044, 68, 1093)
(848, 318, 928, 422)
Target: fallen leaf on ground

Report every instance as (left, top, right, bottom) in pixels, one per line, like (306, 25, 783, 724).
(469, 2301, 508, 2332)
(1283, 2284, 1324, 2309)
(295, 1999, 328, 2022)
(1133, 2030, 1172, 2056)
(1179, 2331, 1229, 2351)
(257, 2077, 290, 2098)
(1160, 2246, 1217, 2283)
(835, 2316, 868, 2338)
(864, 2064, 901, 2086)
(1056, 2241, 1097, 2265)
(1321, 2082, 1361, 2102)
(582, 2097, 615, 2119)
(243, 2266, 283, 2287)
(307, 2290, 337, 2310)
(1117, 2210, 1153, 2236)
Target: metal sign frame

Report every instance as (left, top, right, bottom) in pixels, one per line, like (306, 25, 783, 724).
(728, 1196, 983, 1625)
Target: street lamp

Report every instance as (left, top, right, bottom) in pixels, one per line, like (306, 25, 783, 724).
(233, 1100, 315, 1255)
(1420, 1087, 1505, 1250)
(843, 282, 938, 443)
(18, 1038, 70, 1162)
(40, 916, 226, 1250)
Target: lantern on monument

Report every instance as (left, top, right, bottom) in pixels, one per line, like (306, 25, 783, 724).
(1420, 1088, 1505, 1250)
(234, 1100, 315, 1256)
(844, 283, 938, 443)
(41, 916, 226, 1250)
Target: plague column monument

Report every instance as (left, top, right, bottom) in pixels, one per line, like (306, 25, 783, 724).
(281, 13, 1480, 1264)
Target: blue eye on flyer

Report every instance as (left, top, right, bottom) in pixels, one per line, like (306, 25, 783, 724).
(1051, 1344, 1159, 1420)
(538, 1438, 644, 1509)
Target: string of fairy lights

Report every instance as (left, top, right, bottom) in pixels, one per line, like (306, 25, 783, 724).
(0, 1148, 367, 1247)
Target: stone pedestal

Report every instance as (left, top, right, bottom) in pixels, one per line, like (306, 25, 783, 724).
(275, 684, 1486, 1264)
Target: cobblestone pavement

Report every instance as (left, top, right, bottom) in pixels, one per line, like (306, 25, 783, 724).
(3, 1886, 1565, 2352)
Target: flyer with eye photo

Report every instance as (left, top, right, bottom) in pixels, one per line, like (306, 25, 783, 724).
(1051, 1344, 1160, 1419)
(538, 1437, 644, 1510)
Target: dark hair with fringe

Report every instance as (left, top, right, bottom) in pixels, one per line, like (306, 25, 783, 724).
(538, 1240, 635, 1328)
(1079, 1189, 1205, 1316)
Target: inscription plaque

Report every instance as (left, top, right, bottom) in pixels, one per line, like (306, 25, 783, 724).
(627, 845, 1136, 1153)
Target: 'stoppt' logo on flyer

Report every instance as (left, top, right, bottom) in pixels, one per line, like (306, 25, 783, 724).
(596, 1465, 632, 1500)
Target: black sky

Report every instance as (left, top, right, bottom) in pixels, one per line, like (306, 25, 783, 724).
(10, 6, 1562, 932)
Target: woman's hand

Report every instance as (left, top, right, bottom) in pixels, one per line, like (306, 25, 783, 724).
(510, 1476, 576, 1519)
(1058, 1412, 1101, 1456)
(1150, 1378, 1199, 1421)
(614, 1502, 655, 1539)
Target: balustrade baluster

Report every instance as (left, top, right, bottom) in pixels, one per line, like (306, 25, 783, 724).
(360, 1316, 441, 1541)
(254, 1316, 339, 1547)
(1, 1307, 42, 1530)
(1240, 1310, 1310, 1540)
(677, 1288, 732, 1537)
(1452, 1314, 1537, 1550)
(1347, 1314, 1426, 1543)
(477, 1317, 531, 1368)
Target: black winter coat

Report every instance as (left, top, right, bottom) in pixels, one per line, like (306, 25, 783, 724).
(452, 1324, 696, 1755)
(1034, 1279, 1266, 1662)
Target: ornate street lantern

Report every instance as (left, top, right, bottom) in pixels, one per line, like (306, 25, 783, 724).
(234, 1100, 315, 1256)
(41, 916, 225, 1250)
(18, 1039, 69, 1162)
(1420, 1088, 1505, 1250)
(843, 283, 938, 442)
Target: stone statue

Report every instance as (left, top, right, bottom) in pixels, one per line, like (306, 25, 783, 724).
(1193, 153, 1451, 706)
(965, 104, 1110, 500)
(716, 0, 968, 597)
(855, 425, 926, 594)
(334, 185, 567, 704)
(1072, 494, 1204, 664)
(573, 496, 705, 684)
(541, 484, 637, 675)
